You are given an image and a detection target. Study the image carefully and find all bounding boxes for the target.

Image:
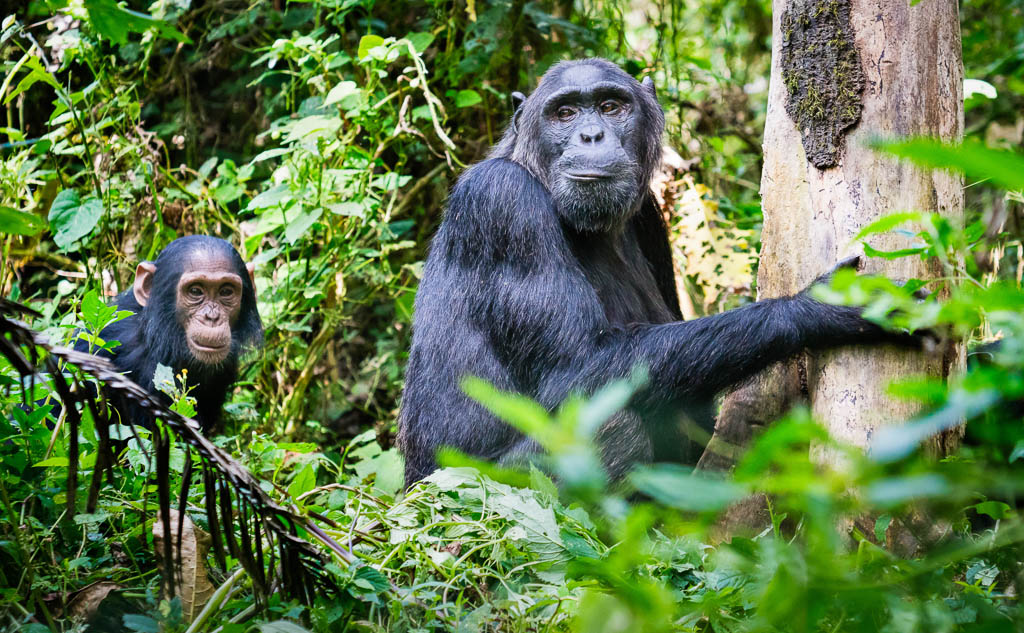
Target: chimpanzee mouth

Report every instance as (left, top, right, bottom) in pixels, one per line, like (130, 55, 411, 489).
(192, 341, 227, 352)
(189, 338, 230, 356)
(565, 171, 613, 182)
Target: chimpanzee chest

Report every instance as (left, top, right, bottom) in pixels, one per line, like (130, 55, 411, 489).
(571, 234, 675, 327)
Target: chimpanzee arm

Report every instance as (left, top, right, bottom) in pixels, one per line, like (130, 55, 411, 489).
(439, 158, 899, 409)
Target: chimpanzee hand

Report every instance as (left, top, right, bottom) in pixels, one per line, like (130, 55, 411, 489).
(798, 255, 937, 349)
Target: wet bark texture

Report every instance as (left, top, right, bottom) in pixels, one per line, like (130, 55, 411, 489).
(702, 0, 965, 534)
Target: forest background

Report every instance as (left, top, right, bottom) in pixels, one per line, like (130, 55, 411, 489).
(2, 0, 1024, 631)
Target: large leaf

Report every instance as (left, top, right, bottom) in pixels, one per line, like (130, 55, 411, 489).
(872, 138, 1024, 192)
(48, 189, 103, 251)
(84, 0, 190, 45)
(629, 464, 747, 511)
(0, 206, 46, 236)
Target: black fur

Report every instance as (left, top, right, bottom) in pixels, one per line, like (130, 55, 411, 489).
(76, 236, 262, 431)
(398, 59, 904, 485)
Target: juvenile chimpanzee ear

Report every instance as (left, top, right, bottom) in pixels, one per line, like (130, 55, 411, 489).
(245, 261, 256, 285)
(133, 262, 157, 307)
(510, 91, 526, 131)
(641, 76, 656, 96)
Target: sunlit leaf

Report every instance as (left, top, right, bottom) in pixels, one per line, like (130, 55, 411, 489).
(0, 206, 46, 236)
(84, 0, 190, 45)
(357, 34, 385, 60)
(455, 89, 482, 108)
(872, 138, 1024, 192)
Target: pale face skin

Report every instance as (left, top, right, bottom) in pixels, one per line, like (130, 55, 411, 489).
(134, 252, 251, 365)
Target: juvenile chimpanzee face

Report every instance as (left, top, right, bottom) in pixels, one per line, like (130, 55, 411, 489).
(133, 246, 256, 368)
(175, 255, 244, 365)
(505, 60, 663, 234)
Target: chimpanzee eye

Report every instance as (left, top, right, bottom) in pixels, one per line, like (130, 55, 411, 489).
(219, 285, 236, 298)
(600, 100, 622, 115)
(187, 285, 203, 298)
(556, 105, 577, 122)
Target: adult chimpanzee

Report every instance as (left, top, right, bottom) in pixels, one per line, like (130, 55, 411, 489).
(398, 58, 918, 486)
(76, 236, 262, 432)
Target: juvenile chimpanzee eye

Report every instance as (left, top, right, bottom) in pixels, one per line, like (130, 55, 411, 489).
(600, 100, 622, 115)
(219, 285, 236, 298)
(556, 106, 576, 121)
(188, 285, 203, 297)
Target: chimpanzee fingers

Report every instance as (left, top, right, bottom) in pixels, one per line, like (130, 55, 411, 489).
(805, 255, 862, 291)
(831, 254, 861, 273)
(911, 286, 931, 301)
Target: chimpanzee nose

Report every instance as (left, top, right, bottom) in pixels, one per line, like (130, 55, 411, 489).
(579, 125, 604, 144)
(201, 305, 222, 324)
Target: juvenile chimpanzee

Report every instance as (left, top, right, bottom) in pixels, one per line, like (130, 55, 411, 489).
(398, 58, 922, 486)
(76, 236, 262, 432)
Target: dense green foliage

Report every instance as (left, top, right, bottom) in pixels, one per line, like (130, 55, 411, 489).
(1, 0, 1024, 631)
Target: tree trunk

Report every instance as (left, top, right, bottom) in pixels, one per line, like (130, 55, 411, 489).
(701, 0, 964, 487)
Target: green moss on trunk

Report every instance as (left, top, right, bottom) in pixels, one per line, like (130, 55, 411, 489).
(779, 0, 864, 169)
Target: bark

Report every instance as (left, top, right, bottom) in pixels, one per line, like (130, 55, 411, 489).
(702, 0, 965, 532)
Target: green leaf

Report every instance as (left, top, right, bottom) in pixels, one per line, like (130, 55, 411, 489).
(84, 0, 190, 45)
(350, 564, 390, 595)
(48, 189, 103, 251)
(288, 463, 316, 498)
(371, 449, 404, 496)
(251, 147, 290, 163)
(33, 456, 70, 468)
(871, 138, 1024, 192)
(865, 474, 949, 506)
(3, 56, 60, 106)
(80, 290, 109, 326)
(406, 31, 434, 53)
(323, 80, 359, 107)
(1009, 440, 1024, 463)
(257, 622, 314, 633)
(327, 201, 366, 217)
(283, 207, 323, 244)
(462, 377, 553, 444)
(122, 615, 160, 633)
(153, 363, 176, 397)
(529, 464, 559, 499)
(874, 513, 892, 542)
(0, 205, 46, 236)
(862, 243, 927, 260)
(357, 35, 385, 60)
(628, 464, 746, 511)
(973, 500, 1012, 520)
(247, 184, 292, 210)
(455, 89, 482, 108)
(853, 211, 925, 241)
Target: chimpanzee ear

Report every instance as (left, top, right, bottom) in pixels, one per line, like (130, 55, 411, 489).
(245, 261, 256, 285)
(641, 76, 656, 96)
(511, 91, 526, 112)
(510, 91, 526, 131)
(133, 262, 157, 307)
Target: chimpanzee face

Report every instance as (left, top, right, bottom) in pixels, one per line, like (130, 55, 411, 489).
(133, 249, 254, 367)
(510, 61, 653, 233)
(174, 255, 244, 365)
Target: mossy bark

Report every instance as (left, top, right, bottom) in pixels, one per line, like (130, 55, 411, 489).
(702, 0, 965, 540)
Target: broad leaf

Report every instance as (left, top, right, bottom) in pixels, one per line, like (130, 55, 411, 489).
(872, 138, 1024, 192)
(49, 189, 103, 251)
(0, 205, 46, 236)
